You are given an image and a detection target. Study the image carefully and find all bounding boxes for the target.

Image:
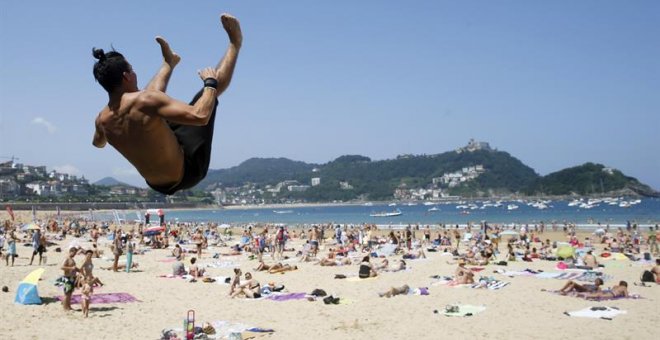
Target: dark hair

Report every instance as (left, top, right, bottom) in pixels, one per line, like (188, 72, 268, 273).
(619, 280, 628, 287)
(92, 47, 131, 92)
(190, 257, 197, 264)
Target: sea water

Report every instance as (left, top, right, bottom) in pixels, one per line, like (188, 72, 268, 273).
(104, 198, 660, 229)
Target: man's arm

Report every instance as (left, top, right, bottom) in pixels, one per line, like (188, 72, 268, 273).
(92, 119, 107, 148)
(137, 68, 218, 126)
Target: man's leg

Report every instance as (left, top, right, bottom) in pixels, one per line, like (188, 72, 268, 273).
(145, 37, 181, 92)
(164, 14, 242, 193)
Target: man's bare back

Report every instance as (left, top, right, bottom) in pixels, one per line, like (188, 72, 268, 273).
(95, 92, 185, 185)
(92, 14, 242, 193)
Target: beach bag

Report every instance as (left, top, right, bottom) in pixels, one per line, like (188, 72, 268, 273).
(311, 289, 327, 297)
(643, 252, 651, 261)
(641, 270, 655, 283)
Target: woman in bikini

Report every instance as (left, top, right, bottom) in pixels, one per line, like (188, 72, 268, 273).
(79, 250, 104, 287)
(583, 281, 629, 300)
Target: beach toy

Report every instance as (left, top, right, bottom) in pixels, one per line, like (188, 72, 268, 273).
(184, 310, 195, 340)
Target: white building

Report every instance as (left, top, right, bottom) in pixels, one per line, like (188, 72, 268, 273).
(311, 177, 321, 186)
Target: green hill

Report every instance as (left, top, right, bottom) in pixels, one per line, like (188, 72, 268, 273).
(93, 177, 132, 187)
(524, 162, 657, 196)
(196, 148, 540, 200)
(198, 157, 317, 189)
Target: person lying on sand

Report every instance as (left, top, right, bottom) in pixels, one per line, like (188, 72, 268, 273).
(374, 259, 389, 271)
(254, 260, 272, 271)
(101, 262, 139, 271)
(268, 263, 298, 274)
(582, 281, 628, 300)
(402, 248, 426, 260)
(378, 284, 410, 298)
(559, 278, 603, 295)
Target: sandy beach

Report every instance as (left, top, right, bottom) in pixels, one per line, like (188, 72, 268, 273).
(1, 212, 659, 340)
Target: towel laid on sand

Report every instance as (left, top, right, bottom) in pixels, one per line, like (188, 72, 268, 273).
(57, 292, 139, 304)
(443, 304, 486, 317)
(565, 306, 626, 319)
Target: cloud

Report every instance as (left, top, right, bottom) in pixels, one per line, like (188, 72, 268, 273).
(31, 117, 57, 133)
(53, 164, 81, 176)
(113, 167, 140, 177)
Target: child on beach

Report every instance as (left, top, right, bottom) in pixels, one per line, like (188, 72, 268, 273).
(81, 277, 94, 318)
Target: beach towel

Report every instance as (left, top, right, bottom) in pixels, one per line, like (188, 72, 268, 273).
(266, 292, 308, 302)
(442, 304, 486, 317)
(57, 292, 139, 304)
(565, 306, 626, 319)
(204, 261, 239, 269)
(544, 290, 643, 301)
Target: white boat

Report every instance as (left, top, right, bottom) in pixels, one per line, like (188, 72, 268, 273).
(507, 204, 519, 211)
(423, 202, 436, 206)
(370, 209, 402, 217)
(568, 200, 581, 207)
(363, 202, 374, 206)
(428, 207, 440, 212)
(388, 203, 397, 207)
(273, 210, 293, 214)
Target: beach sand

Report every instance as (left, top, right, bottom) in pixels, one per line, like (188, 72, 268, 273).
(1, 214, 659, 339)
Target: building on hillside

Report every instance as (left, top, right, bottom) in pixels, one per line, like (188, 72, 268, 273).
(339, 181, 353, 190)
(455, 139, 492, 153)
(311, 177, 321, 186)
(287, 185, 310, 192)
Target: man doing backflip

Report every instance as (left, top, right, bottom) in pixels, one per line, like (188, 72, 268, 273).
(92, 14, 242, 195)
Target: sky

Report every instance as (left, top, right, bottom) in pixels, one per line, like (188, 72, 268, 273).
(1, 1, 658, 189)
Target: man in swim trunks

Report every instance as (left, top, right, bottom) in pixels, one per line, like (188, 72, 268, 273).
(61, 247, 78, 311)
(92, 14, 242, 195)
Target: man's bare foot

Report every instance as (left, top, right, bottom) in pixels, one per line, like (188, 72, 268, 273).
(221, 14, 242, 48)
(155, 36, 181, 68)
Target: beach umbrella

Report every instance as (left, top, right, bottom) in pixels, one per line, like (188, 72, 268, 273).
(15, 268, 44, 305)
(500, 230, 519, 236)
(219, 224, 231, 229)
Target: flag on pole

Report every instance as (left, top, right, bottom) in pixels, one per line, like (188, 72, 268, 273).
(5, 205, 14, 221)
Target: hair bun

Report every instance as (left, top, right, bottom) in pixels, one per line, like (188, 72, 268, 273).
(92, 48, 106, 61)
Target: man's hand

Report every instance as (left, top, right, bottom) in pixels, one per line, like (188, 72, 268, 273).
(156, 36, 181, 69)
(198, 67, 217, 82)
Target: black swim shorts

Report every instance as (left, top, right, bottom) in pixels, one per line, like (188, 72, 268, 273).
(148, 88, 219, 195)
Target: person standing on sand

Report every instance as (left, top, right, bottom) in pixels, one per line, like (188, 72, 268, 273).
(29, 228, 46, 265)
(91, 13, 242, 195)
(60, 247, 78, 311)
(112, 229, 123, 272)
(5, 229, 18, 266)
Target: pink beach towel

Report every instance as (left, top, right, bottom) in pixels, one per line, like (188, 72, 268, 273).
(57, 292, 140, 304)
